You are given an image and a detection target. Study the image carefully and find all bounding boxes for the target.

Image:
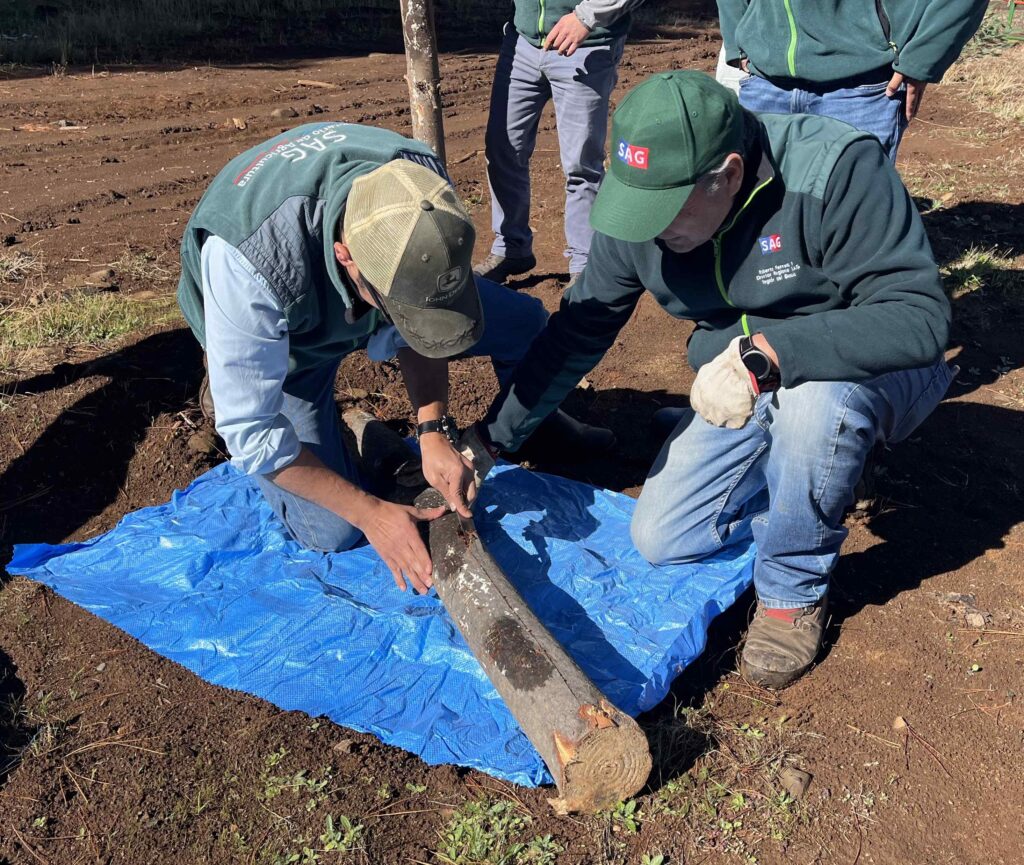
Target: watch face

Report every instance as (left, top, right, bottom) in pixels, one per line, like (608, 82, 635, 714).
(742, 348, 773, 380)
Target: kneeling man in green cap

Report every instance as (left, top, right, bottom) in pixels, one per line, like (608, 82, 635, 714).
(478, 72, 953, 688)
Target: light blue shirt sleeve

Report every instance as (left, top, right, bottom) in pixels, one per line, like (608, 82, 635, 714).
(365, 323, 409, 361)
(201, 235, 302, 476)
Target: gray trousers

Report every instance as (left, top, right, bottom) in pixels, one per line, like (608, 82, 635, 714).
(484, 26, 624, 274)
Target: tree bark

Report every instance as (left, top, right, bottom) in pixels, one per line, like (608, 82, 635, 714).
(399, 0, 447, 166)
(414, 493, 651, 813)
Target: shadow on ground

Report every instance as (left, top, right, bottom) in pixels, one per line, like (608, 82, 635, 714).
(0, 647, 31, 790)
(0, 329, 203, 565)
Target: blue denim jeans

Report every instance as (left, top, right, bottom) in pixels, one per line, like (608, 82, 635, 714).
(630, 360, 954, 608)
(738, 74, 907, 162)
(255, 277, 548, 552)
(485, 27, 624, 273)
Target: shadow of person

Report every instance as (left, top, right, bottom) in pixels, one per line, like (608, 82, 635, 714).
(0, 328, 203, 564)
(921, 201, 1024, 265)
(827, 399, 1024, 637)
(945, 279, 1024, 404)
(0, 646, 31, 789)
(505, 387, 689, 493)
(505, 272, 566, 292)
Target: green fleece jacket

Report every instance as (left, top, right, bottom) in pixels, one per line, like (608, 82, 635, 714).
(718, 0, 987, 86)
(514, 0, 632, 47)
(484, 112, 950, 452)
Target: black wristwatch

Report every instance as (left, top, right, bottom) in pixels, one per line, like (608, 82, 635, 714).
(739, 335, 781, 394)
(415, 414, 459, 445)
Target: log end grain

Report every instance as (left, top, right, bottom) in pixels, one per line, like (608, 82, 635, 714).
(548, 703, 652, 814)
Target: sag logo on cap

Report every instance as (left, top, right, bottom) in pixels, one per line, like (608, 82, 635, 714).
(759, 234, 782, 255)
(617, 140, 649, 170)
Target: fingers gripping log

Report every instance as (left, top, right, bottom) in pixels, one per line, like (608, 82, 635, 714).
(340, 410, 651, 810)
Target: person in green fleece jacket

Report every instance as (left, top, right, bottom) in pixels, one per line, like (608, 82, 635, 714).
(717, 0, 987, 160)
(478, 72, 955, 689)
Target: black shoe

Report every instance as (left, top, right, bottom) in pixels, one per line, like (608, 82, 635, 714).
(514, 409, 616, 463)
(473, 253, 537, 284)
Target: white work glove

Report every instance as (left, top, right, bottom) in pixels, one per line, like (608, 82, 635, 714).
(690, 336, 756, 429)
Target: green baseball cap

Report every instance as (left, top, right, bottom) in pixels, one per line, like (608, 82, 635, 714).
(590, 71, 746, 243)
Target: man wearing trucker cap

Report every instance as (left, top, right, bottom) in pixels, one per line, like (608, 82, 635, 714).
(480, 72, 953, 688)
(177, 122, 610, 596)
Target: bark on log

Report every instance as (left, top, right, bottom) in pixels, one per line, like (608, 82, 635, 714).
(414, 494, 651, 814)
(340, 408, 651, 811)
(399, 0, 447, 166)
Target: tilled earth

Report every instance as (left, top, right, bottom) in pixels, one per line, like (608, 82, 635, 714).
(1, 23, 1023, 865)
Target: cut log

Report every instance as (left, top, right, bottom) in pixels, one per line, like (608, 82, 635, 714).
(340, 409, 652, 811)
(415, 486, 651, 812)
(340, 408, 422, 500)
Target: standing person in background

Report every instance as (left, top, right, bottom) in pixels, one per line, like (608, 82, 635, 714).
(715, 44, 747, 95)
(717, 0, 987, 161)
(474, 0, 643, 288)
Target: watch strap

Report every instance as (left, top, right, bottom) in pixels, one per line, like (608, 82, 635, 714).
(416, 415, 459, 444)
(738, 335, 781, 394)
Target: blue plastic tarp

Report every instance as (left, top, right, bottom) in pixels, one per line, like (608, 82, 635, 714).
(8, 461, 754, 786)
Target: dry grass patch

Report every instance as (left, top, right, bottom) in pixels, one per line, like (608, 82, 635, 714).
(948, 7, 1024, 124)
(113, 247, 176, 285)
(942, 246, 1022, 300)
(0, 290, 180, 353)
(0, 248, 43, 285)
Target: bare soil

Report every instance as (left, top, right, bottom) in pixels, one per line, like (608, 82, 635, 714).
(2, 22, 1023, 865)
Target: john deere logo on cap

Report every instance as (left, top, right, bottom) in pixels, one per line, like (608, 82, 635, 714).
(617, 140, 649, 170)
(428, 266, 464, 306)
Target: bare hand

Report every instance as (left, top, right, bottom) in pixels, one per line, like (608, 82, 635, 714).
(359, 499, 446, 594)
(740, 58, 750, 73)
(420, 432, 476, 518)
(886, 71, 928, 123)
(543, 13, 590, 56)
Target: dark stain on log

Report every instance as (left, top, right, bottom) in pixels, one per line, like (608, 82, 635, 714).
(484, 615, 554, 691)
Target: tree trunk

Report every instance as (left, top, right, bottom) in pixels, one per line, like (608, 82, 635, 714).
(399, 0, 446, 166)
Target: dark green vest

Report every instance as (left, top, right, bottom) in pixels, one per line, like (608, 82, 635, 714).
(177, 122, 440, 374)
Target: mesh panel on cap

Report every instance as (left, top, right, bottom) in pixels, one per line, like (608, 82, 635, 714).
(345, 161, 469, 297)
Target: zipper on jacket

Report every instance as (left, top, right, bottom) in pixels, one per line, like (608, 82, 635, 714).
(712, 175, 775, 311)
(538, 0, 546, 38)
(874, 0, 891, 41)
(782, 0, 798, 77)
(874, 0, 900, 62)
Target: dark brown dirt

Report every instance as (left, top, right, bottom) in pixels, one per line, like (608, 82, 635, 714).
(2, 23, 1023, 865)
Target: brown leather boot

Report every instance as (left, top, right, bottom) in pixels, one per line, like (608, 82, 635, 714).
(740, 598, 828, 689)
